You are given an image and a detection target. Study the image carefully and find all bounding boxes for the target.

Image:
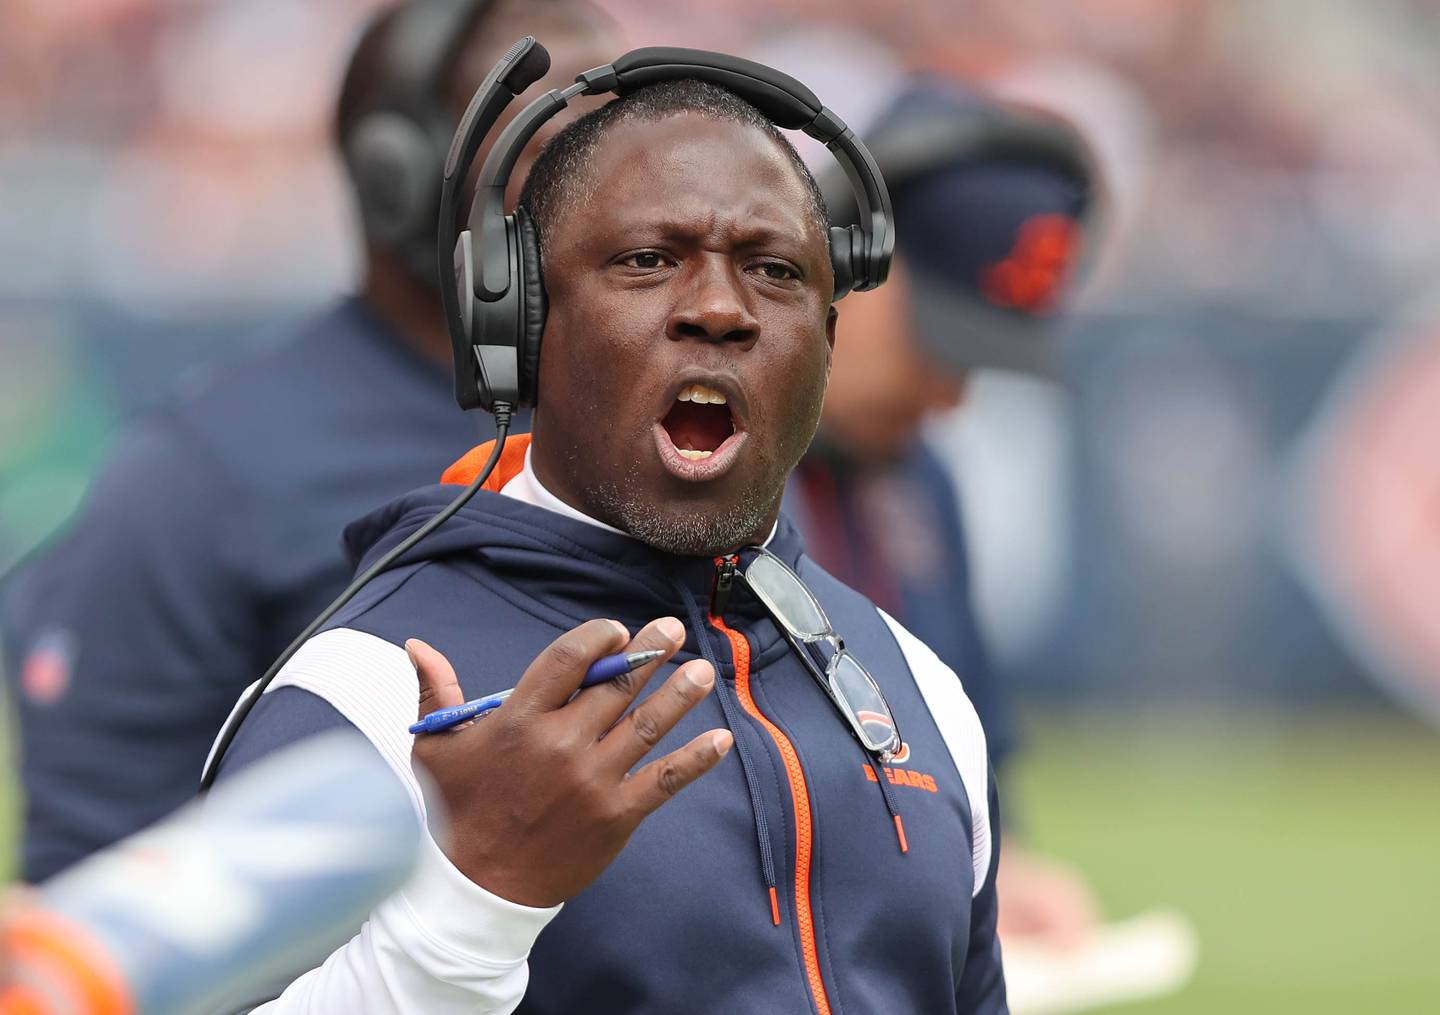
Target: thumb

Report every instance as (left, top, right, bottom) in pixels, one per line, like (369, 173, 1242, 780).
(408, 638, 465, 721)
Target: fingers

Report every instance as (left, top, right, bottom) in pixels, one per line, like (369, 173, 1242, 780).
(510, 618, 631, 713)
(599, 657, 717, 769)
(623, 727, 733, 818)
(570, 617, 686, 735)
(409, 639, 465, 722)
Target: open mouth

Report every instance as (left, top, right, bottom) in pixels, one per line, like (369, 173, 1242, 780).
(661, 384, 736, 460)
(654, 381, 747, 482)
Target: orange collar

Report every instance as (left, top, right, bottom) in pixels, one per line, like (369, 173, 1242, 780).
(440, 433, 532, 491)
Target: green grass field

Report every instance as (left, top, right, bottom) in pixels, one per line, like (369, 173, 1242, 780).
(1010, 707, 1440, 1014)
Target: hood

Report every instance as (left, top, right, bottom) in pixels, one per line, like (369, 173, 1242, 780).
(342, 435, 806, 632)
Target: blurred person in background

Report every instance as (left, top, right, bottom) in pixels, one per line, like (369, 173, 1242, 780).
(0, 0, 616, 882)
(787, 80, 1103, 947)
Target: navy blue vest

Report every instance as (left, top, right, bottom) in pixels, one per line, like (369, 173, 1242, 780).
(300, 480, 1006, 1013)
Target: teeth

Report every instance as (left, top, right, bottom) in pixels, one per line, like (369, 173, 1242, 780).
(677, 449, 713, 461)
(677, 384, 726, 405)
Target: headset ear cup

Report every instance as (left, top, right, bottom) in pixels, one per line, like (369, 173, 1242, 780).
(830, 225, 859, 300)
(345, 114, 435, 249)
(514, 209, 548, 406)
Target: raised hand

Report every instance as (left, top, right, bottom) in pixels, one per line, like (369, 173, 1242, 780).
(407, 617, 732, 908)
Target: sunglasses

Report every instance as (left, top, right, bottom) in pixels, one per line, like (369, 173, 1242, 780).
(739, 548, 904, 763)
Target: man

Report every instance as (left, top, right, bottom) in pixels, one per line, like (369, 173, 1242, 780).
(788, 81, 1101, 943)
(215, 79, 1005, 1012)
(0, 0, 616, 881)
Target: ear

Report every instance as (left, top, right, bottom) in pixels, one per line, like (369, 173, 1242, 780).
(824, 305, 838, 376)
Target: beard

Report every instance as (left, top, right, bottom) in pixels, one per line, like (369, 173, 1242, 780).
(586, 379, 823, 556)
(587, 455, 786, 556)
(540, 353, 828, 557)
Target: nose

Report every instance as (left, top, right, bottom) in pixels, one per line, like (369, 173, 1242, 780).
(666, 256, 759, 347)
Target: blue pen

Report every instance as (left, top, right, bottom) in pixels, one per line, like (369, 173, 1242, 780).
(408, 649, 667, 735)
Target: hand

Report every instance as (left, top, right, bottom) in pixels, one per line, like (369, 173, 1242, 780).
(997, 843, 1102, 949)
(407, 617, 732, 908)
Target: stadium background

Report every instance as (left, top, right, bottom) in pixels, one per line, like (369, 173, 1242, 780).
(2, 1, 1438, 1011)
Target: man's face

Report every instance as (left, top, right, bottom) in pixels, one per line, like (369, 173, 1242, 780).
(820, 255, 966, 461)
(532, 114, 836, 555)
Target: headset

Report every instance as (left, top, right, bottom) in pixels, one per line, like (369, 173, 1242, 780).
(438, 37, 896, 413)
(342, 0, 496, 285)
(202, 37, 894, 789)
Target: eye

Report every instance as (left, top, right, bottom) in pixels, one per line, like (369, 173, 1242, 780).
(619, 250, 670, 270)
(750, 260, 801, 283)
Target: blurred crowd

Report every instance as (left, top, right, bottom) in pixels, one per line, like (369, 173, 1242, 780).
(7, 0, 1440, 311)
(5, 0, 1440, 710)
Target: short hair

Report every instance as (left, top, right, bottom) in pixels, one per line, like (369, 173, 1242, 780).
(519, 79, 830, 260)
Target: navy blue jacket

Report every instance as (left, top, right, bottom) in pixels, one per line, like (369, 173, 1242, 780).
(218, 444, 1005, 1014)
(0, 299, 490, 879)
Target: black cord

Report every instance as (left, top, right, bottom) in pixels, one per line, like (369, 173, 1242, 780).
(200, 409, 513, 790)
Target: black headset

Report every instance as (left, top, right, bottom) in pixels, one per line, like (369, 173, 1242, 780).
(437, 38, 896, 414)
(342, 0, 495, 285)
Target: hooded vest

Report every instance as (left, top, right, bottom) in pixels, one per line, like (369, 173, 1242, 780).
(217, 438, 1005, 1014)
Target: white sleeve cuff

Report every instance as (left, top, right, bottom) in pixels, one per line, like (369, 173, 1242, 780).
(399, 833, 563, 967)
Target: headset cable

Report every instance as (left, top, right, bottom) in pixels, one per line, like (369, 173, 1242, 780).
(200, 408, 512, 790)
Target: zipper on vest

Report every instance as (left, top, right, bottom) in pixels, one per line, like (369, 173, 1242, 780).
(710, 555, 833, 1015)
(712, 554, 737, 616)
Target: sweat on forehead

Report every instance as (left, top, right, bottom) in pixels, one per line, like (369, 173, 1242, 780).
(518, 78, 830, 255)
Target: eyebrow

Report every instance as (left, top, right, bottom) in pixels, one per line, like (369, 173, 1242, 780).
(608, 216, 813, 251)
